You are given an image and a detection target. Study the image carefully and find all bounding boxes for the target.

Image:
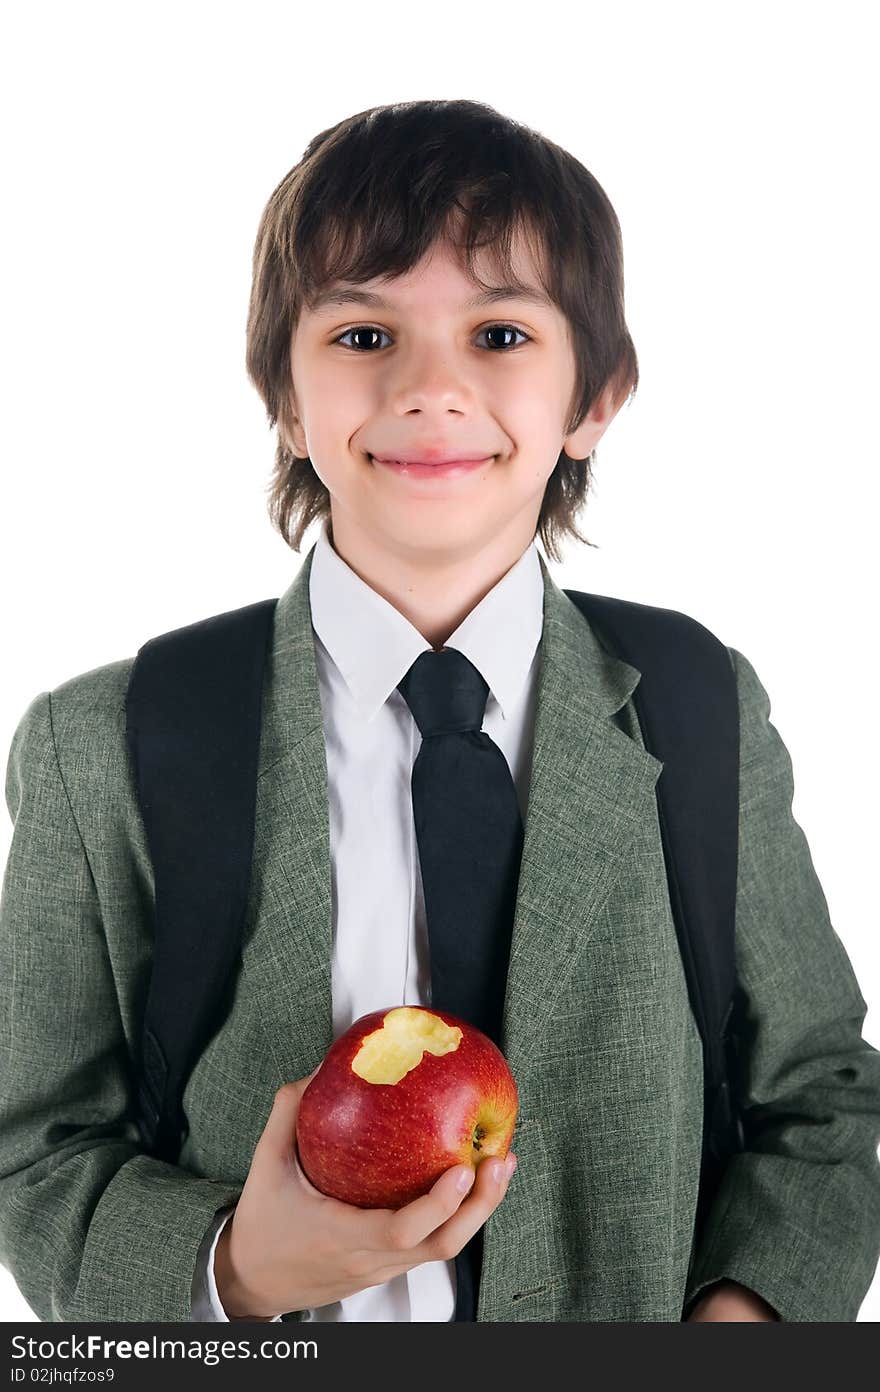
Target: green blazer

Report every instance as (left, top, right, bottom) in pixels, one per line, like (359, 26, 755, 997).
(2, 545, 879, 1322)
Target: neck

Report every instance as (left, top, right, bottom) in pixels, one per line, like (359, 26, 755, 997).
(325, 511, 537, 649)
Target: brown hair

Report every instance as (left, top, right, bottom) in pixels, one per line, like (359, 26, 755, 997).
(245, 99, 638, 562)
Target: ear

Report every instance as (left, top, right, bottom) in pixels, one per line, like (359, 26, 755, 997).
(279, 394, 309, 460)
(562, 380, 627, 461)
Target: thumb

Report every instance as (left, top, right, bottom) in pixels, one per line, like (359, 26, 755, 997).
(258, 1067, 322, 1164)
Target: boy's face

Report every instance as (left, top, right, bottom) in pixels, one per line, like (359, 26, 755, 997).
(288, 230, 621, 568)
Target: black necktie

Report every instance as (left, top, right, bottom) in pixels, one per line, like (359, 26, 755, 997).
(397, 645, 525, 1322)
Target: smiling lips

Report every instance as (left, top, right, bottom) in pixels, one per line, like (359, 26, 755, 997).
(372, 455, 493, 478)
(371, 452, 494, 465)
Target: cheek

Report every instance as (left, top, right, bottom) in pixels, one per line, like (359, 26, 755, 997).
(505, 451, 560, 493)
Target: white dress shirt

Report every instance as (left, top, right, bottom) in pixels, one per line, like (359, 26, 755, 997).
(191, 515, 545, 1320)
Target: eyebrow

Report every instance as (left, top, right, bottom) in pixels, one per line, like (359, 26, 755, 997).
(308, 283, 555, 314)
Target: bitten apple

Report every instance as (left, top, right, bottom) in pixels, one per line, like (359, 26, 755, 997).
(295, 1005, 519, 1209)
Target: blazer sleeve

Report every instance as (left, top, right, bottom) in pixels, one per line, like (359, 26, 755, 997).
(682, 646, 880, 1321)
(191, 1206, 285, 1322)
(0, 690, 244, 1321)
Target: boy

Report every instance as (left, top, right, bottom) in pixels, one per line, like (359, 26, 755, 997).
(2, 99, 879, 1323)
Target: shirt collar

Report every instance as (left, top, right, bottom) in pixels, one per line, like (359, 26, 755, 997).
(308, 516, 544, 723)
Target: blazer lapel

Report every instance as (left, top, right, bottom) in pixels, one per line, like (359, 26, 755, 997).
(500, 556, 664, 1080)
(239, 544, 335, 1084)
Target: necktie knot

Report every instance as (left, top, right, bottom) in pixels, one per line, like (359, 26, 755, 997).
(397, 647, 490, 738)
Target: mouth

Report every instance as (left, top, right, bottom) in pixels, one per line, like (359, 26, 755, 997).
(369, 454, 494, 479)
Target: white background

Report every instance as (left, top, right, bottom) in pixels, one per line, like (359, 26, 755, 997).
(1, 0, 877, 1322)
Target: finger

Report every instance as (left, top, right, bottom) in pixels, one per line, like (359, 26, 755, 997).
(468, 1152, 517, 1213)
(430, 1152, 517, 1245)
(290, 1131, 335, 1201)
(259, 1073, 320, 1168)
(386, 1153, 515, 1255)
(380, 1164, 475, 1252)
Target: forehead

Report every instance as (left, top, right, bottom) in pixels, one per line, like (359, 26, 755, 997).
(306, 229, 556, 316)
(307, 281, 556, 315)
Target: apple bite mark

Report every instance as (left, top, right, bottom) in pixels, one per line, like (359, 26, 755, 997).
(351, 1006, 463, 1085)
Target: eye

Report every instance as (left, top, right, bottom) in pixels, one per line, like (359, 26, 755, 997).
(331, 323, 533, 352)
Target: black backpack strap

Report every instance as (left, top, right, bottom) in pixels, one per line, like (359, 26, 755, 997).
(563, 590, 746, 1237)
(125, 597, 278, 1163)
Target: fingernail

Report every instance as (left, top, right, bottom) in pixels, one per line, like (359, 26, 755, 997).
(457, 1168, 475, 1193)
(491, 1160, 505, 1183)
(506, 1154, 517, 1177)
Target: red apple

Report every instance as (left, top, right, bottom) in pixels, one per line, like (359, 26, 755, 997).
(294, 1004, 518, 1209)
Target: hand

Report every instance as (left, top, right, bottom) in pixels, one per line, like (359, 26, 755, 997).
(214, 1071, 518, 1320)
(687, 1279, 780, 1321)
